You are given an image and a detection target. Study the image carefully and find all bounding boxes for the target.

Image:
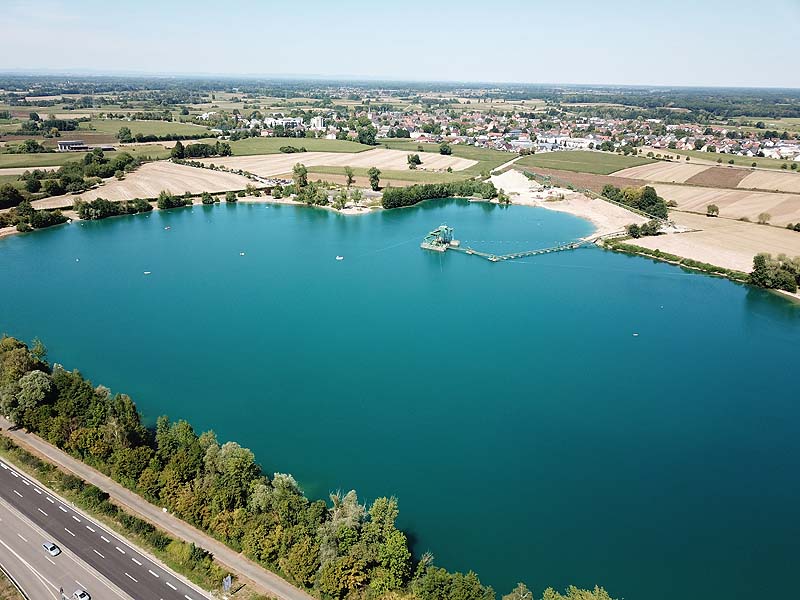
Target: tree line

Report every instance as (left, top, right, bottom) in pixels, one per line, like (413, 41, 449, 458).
(600, 184, 669, 219)
(0, 336, 615, 600)
(117, 127, 210, 144)
(382, 181, 498, 209)
(0, 198, 67, 232)
(170, 141, 232, 159)
(749, 253, 800, 293)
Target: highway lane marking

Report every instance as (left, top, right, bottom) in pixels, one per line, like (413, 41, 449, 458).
(64, 527, 75, 536)
(71, 515, 81, 522)
(76, 579, 86, 589)
(86, 525, 95, 532)
(185, 595, 195, 600)
(165, 581, 177, 590)
(46, 497, 54, 503)
(13, 489, 22, 498)
(148, 569, 159, 578)
(125, 572, 138, 582)
(33, 488, 42, 494)
(22, 479, 30, 486)
(10, 470, 18, 477)
(46, 556, 55, 565)
(93, 549, 105, 558)
(100, 535, 110, 543)
(38, 508, 48, 516)
(115, 546, 126, 554)
(17, 533, 27, 542)
(131, 557, 142, 566)
(58, 505, 68, 513)
(0, 462, 6, 468)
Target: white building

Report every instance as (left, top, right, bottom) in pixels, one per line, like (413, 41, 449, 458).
(310, 116, 324, 130)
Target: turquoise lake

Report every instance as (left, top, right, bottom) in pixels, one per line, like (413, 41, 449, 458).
(2, 199, 799, 600)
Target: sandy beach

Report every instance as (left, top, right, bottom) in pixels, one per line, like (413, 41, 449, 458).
(491, 169, 647, 237)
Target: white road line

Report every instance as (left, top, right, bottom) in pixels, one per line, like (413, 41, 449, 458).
(37, 508, 47, 516)
(165, 581, 177, 590)
(86, 525, 95, 532)
(115, 546, 125, 554)
(93, 548, 105, 558)
(46, 556, 55, 565)
(21, 479, 30, 486)
(131, 557, 142, 566)
(75, 579, 86, 589)
(16, 533, 27, 542)
(185, 595, 194, 600)
(100, 535, 110, 543)
(125, 572, 138, 582)
(45, 497, 54, 504)
(64, 527, 75, 536)
(71, 515, 81, 522)
(148, 569, 159, 578)
(33, 488, 41, 494)
(0, 462, 7, 469)
(12, 489, 22, 498)
(58, 505, 68, 513)
(10, 471, 18, 477)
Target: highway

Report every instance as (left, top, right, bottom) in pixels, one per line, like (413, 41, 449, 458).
(0, 458, 209, 600)
(0, 496, 132, 600)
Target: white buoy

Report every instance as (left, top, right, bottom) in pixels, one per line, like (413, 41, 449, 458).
(144, 271, 151, 275)
(336, 255, 344, 261)
(633, 333, 639, 337)
(240, 252, 245, 256)
(75, 258, 80, 262)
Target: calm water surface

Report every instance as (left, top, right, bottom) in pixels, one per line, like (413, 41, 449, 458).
(2, 200, 799, 600)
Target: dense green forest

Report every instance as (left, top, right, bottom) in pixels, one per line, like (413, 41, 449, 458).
(0, 336, 614, 600)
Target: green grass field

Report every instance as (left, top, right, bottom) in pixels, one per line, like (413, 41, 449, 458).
(671, 148, 798, 171)
(79, 118, 210, 137)
(0, 144, 171, 169)
(516, 151, 654, 175)
(228, 137, 373, 155)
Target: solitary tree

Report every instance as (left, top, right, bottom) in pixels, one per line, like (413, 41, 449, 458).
(439, 142, 452, 155)
(757, 212, 771, 225)
(171, 141, 185, 160)
(368, 166, 381, 191)
(350, 188, 363, 206)
(117, 127, 133, 143)
(344, 166, 355, 188)
(293, 163, 308, 189)
(706, 204, 719, 217)
(407, 154, 422, 170)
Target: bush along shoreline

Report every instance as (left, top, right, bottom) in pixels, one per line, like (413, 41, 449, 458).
(0, 336, 615, 600)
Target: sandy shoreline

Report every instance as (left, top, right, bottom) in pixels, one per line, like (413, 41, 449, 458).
(490, 169, 647, 237)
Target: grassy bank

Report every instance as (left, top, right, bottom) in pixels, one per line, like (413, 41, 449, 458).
(0, 568, 24, 600)
(516, 151, 654, 175)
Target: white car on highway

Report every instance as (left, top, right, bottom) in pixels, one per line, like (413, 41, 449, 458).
(42, 542, 61, 557)
(73, 590, 91, 600)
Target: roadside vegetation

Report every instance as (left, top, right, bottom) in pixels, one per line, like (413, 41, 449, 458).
(0, 336, 615, 600)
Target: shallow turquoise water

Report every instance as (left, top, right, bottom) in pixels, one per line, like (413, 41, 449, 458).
(2, 200, 799, 600)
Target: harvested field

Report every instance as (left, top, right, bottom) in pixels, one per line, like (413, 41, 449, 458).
(32, 162, 255, 209)
(200, 148, 477, 176)
(738, 170, 800, 194)
(685, 167, 750, 188)
(515, 150, 654, 175)
(513, 166, 646, 195)
(653, 183, 800, 226)
(612, 161, 709, 183)
(628, 211, 800, 273)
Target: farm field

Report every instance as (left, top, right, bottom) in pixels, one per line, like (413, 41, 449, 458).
(738, 169, 800, 194)
(629, 211, 800, 273)
(671, 148, 796, 170)
(200, 148, 477, 177)
(516, 151, 654, 175)
(78, 118, 211, 137)
(654, 183, 800, 226)
(0, 144, 171, 168)
(306, 166, 467, 186)
(31, 161, 255, 209)
(379, 140, 513, 174)
(513, 166, 647, 195)
(612, 161, 709, 183)
(684, 167, 751, 188)
(228, 137, 373, 155)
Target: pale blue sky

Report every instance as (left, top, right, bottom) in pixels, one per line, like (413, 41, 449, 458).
(2, 0, 798, 87)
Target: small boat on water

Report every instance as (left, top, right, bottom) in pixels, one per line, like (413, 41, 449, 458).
(164, 226, 171, 230)
(336, 256, 344, 261)
(143, 271, 151, 275)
